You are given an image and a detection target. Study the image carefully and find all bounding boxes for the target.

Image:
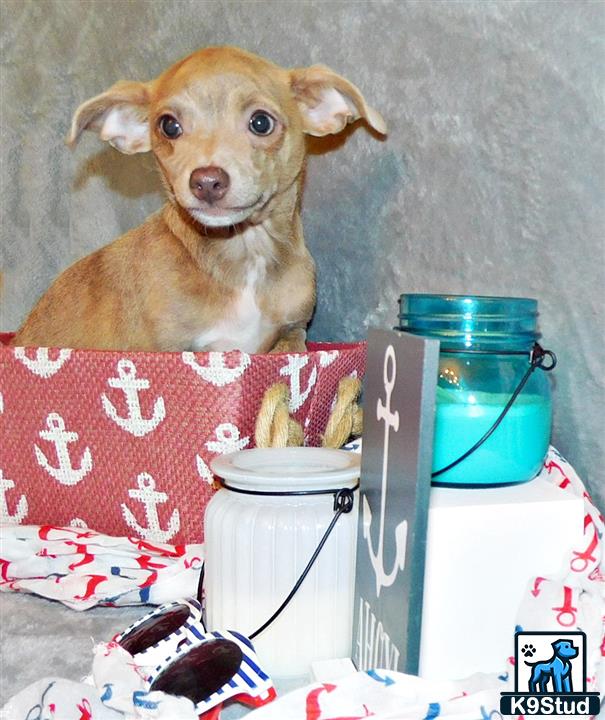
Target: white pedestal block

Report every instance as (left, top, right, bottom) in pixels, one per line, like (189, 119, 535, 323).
(419, 477, 584, 680)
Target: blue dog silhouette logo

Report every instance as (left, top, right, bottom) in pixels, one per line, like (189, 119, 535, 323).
(522, 638, 578, 694)
(500, 630, 600, 716)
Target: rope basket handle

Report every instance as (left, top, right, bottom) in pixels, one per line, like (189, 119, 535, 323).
(254, 383, 304, 448)
(254, 377, 363, 449)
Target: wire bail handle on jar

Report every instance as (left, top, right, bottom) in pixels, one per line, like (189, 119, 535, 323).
(529, 342, 557, 371)
(432, 341, 557, 479)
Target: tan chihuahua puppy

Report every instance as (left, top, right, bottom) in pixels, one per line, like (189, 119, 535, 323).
(12, 46, 385, 352)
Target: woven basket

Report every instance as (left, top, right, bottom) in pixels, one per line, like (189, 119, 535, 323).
(0, 335, 366, 543)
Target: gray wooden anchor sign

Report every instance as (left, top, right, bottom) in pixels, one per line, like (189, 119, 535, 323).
(352, 328, 439, 675)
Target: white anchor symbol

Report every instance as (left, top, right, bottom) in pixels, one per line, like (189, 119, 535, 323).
(34, 413, 93, 486)
(70, 518, 89, 529)
(279, 355, 318, 412)
(206, 423, 250, 454)
(318, 349, 340, 367)
(14, 347, 72, 378)
(182, 350, 251, 387)
(121, 472, 180, 543)
(196, 455, 215, 485)
(0, 469, 28, 524)
(102, 359, 165, 437)
(363, 345, 408, 597)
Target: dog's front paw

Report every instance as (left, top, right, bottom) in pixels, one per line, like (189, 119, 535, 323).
(269, 328, 307, 353)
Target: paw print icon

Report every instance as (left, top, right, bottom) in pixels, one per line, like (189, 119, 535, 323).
(522, 643, 536, 657)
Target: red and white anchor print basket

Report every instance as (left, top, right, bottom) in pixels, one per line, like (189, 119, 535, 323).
(0, 336, 366, 544)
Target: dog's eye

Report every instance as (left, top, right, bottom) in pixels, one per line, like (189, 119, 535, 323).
(158, 115, 183, 139)
(249, 111, 276, 136)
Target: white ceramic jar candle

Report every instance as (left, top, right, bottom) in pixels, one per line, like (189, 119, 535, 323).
(205, 447, 360, 679)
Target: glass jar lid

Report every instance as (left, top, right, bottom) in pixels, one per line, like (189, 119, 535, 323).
(398, 294, 540, 351)
(210, 447, 361, 492)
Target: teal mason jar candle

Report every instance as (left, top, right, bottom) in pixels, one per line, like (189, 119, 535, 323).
(397, 294, 555, 487)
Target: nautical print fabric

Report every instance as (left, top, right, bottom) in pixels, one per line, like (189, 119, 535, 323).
(1, 641, 201, 719)
(0, 524, 204, 609)
(0, 337, 365, 543)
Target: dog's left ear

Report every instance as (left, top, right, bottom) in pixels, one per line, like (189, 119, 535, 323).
(290, 65, 386, 137)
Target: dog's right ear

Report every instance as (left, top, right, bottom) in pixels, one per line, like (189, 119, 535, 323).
(67, 81, 151, 154)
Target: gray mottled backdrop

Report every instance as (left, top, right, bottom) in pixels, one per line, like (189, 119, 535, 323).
(1, 0, 603, 506)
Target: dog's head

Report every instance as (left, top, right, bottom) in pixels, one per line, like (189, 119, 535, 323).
(552, 640, 579, 660)
(68, 46, 386, 228)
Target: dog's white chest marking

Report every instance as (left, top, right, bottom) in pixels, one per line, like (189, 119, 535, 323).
(192, 287, 273, 353)
(191, 247, 275, 353)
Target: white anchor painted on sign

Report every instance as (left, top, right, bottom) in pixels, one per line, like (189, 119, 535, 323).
(14, 347, 72, 378)
(121, 472, 180, 543)
(182, 351, 251, 387)
(102, 359, 165, 437)
(279, 355, 318, 412)
(0, 469, 28, 524)
(363, 345, 408, 598)
(34, 412, 93, 486)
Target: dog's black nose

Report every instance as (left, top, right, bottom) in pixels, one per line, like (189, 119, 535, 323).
(189, 166, 230, 204)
